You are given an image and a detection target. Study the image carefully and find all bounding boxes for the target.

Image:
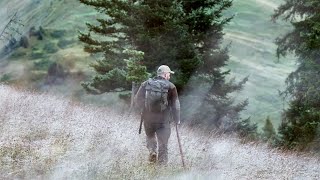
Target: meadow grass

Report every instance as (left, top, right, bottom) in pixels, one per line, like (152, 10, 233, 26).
(0, 0, 298, 130)
(0, 85, 319, 179)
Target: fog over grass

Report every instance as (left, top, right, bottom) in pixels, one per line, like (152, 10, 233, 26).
(0, 85, 319, 179)
(0, 0, 298, 130)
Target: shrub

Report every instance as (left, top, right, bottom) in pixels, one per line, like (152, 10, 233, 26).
(10, 49, 27, 59)
(262, 116, 276, 142)
(29, 26, 45, 40)
(45, 62, 66, 84)
(57, 39, 74, 49)
(19, 36, 29, 48)
(43, 42, 59, 54)
(31, 51, 45, 59)
(50, 30, 66, 39)
(0, 74, 11, 82)
(33, 59, 52, 70)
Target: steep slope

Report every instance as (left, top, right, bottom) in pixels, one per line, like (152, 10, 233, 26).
(0, 0, 96, 49)
(0, 85, 319, 179)
(0, 0, 297, 128)
(223, 0, 297, 127)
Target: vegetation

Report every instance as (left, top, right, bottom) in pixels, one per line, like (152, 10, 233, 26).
(43, 42, 59, 54)
(50, 29, 66, 39)
(0, 86, 319, 179)
(78, 0, 255, 134)
(57, 39, 75, 49)
(78, 0, 233, 91)
(0, 74, 11, 83)
(262, 116, 276, 143)
(272, 0, 320, 151)
(33, 58, 52, 71)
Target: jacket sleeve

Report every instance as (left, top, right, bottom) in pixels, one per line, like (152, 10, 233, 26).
(169, 84, 181, 123)
(134, 81, 146, 111)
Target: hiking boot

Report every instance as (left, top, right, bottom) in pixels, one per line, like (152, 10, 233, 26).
(149, 152, 157, 163)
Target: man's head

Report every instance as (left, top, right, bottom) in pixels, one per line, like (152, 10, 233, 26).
(157, 65, 174, 80)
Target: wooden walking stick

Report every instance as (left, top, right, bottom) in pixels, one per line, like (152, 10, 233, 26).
(175, 123, 186, 168)
(138, 114, 143, 134)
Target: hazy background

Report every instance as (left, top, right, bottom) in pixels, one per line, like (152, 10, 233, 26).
(0, 0, 297, 129)
(1, 1, 319, 179)
(223, 0, 296, 127)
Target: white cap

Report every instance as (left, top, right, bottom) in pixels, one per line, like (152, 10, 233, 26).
(157, 65, 174, 74)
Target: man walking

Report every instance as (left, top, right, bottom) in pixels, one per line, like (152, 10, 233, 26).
(134, 65, 181, 164)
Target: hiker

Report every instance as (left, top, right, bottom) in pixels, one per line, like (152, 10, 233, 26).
(134, 65, 181, 164)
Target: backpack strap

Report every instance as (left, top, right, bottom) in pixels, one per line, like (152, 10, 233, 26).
(145, 78, 151, 111)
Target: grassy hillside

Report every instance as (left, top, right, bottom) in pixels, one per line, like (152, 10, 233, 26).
(0, 0, 103, 102)
(0, 85, 319, 179)
(223, 0, 297, 127)
(0, 0, 297, 129)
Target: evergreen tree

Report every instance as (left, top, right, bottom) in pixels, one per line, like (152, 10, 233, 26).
(124, 49, 149, 106)
(78, 0, 234, 91)
(273, 0, 320, 150)
(190, 75, 254, 134)
(78, 0, 253, 134)
(262, 116, 276, 141)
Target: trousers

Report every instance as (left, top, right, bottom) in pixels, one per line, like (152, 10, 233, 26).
(143, 112, 171, 164)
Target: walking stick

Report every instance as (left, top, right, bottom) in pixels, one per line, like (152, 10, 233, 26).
(138, 114, 143, 134)
(175, 123, 186, 168)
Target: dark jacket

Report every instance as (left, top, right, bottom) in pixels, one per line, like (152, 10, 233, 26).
(134, 76, 180, 123)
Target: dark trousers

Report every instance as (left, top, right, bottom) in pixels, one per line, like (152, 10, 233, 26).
(143, 112, 171, 164)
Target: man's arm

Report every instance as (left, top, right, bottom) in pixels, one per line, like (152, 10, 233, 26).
(169, 84, 181, 124)
(134, 81, 146, 111)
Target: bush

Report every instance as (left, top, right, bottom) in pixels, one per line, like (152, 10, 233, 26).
(57, 39, 74, 49)
(29, 26, 45, 40)
(19, 36, 29, 48)
(45, 62, 66, 84)
(10, 49, 27, 59)
(33, 59, 52, 70)
(235, 118, 258, 140)
(0, 74, 11, 82)
(43, 42, 59, 54)
(48, 62, 65, 77)
(277, 100, 320, 151)
(50, 30, 66, 39)
(31, 51, 45, 59)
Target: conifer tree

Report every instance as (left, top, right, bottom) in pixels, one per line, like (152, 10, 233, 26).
(273, 0, 320, 150)
(78, 0, 235, 91)
(78, 0, 253, 134)
(262, 116, 276, 141)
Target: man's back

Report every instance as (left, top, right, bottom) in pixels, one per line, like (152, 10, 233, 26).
(135, 76, 180, 124)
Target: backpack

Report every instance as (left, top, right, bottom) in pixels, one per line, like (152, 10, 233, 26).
(145, 78, 169, 112)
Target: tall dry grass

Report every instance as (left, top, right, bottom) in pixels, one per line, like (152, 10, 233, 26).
(0, 85, 319, 179)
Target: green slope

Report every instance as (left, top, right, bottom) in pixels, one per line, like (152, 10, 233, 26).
(0, 0, 297, 129)
(223, 0, 296, 128)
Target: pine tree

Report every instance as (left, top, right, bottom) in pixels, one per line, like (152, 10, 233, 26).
(262, 116, 276, 141)
(272, 0, 320, 150)
(78, 0, 235, 91)
(78, 0, 253, 134)
(124, 49, 149, 106)
(190, 75, 254, 134)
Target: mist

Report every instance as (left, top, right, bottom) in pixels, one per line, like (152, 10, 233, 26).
(0, 0, 318, 179)
(0, 85, 319, 179)
(0, 0, 297, 128)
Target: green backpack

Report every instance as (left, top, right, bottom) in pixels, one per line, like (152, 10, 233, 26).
(145, 78, 169, 112)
